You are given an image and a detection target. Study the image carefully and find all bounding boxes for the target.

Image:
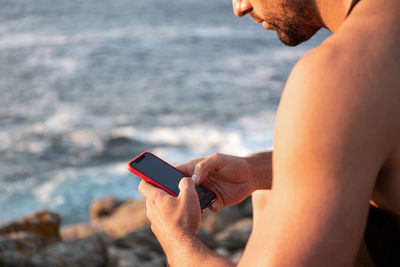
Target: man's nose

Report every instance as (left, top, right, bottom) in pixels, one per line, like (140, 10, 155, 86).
(232, 0, 253, 17)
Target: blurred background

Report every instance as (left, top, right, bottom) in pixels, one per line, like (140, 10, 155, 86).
(0, 0, 329, 225)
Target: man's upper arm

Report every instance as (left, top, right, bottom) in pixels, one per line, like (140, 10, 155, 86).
(239, 47, 394, 266)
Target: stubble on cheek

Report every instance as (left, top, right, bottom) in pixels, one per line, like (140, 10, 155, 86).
(248, 1, 321, 46)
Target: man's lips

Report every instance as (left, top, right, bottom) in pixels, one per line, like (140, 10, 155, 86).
(249, 12, 263, 23)
(252, 17, 263, 23)
(249, 12, 274, 30)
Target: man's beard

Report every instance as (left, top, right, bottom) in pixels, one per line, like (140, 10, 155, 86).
(272, 22, 319, 46)
(276, 28, 313, 46)
(250, 8, 321, 47)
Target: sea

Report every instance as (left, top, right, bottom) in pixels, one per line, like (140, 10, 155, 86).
(0, 0, 330, 225)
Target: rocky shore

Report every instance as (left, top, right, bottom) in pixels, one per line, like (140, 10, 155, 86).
(0, 197, 253, 266)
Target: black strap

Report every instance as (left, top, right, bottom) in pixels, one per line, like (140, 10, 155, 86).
(364, 205, 400, 267)
(346, 0, 361, 17)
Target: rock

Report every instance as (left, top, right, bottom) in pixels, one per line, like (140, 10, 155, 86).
(215, 247, 245, 265)
(0, 199, 254, 267)
(113, 226, 161, 252)
(109, 226, 166, 267)
(107, 246, 165, 267)
(60, 222, 102, 241)
(0, 211, 61, 246)
(197, 228, 218, 249)
(30, 234, 109, 267)
(107, 246, 142, 267)
(0, 232, 44, 255)
(89, 196, 124, 221)
(215, 246, 230, 258)
(230, 249, 244, 264)
(238, 197, 253, 217)
(201, 204, 247, 234)
(0, 251, 32, 267)
(99, 199, 149, 238)
(99, 137, 151, 161)
(62, 199, 149, 240)
(215, 218, 253, 251)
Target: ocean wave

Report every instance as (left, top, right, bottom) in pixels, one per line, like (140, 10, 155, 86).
(113, 111, 275, 163)
(0, 163, 139, 225)
(0, 24, 260, 51)
(1, 109, 275, 171)
(0, 111, 275, 225)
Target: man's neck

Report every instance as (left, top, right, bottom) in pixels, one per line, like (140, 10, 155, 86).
(315, 0, 355, 32)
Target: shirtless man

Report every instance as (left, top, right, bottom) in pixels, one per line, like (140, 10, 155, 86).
(139, 0, 400, 266)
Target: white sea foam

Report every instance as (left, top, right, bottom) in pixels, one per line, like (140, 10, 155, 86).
(0, 33, 69, 49)
(0, 23, 257, 51)
(69, 130, 104, 151)
(0, 31, 123, 49)
(113, 111, 275, 164)
(43, 105, 84, 133)
(25, 52, 79, 75)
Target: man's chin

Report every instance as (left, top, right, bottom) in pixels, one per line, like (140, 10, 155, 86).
(276, 29, 316, 47)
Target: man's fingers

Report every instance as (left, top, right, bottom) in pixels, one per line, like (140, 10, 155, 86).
(192, 153, 225, 184)
(209, 201, 221, 212)
(178, 178, 197, 201)
(138, 180, 168, 199)
(175, 158, 204, 177)
(174, 163, 190, 176)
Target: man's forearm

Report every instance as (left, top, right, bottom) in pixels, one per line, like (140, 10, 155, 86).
(163, 234, 234, 267)
(245, 151, 273, 190)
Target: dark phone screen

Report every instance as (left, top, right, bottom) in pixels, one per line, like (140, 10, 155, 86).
(131, 153, 183, 195)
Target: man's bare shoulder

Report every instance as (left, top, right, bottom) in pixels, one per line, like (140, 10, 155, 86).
(284, 30, 400, 125)
(291, 35, 397, 95)
(241, 33, 399, 267)
(274, 23, 400, 211)
(275, 30, 400, 181)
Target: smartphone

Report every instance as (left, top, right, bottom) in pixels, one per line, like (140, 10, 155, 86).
(128, 152, 216, 210)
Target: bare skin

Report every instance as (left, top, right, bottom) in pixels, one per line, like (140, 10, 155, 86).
(139, 0, 400, 266)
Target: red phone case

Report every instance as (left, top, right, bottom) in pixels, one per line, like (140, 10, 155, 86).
(127, 152, 216, 211)
(128, 151, 179, 197)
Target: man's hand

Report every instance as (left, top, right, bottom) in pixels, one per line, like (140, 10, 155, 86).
(139, 177, 234, 267)
(138, 178, 201, 252)
(175, 152, 272, 212)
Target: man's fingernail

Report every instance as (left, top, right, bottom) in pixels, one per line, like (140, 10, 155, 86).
(191, 174, 198, 183)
